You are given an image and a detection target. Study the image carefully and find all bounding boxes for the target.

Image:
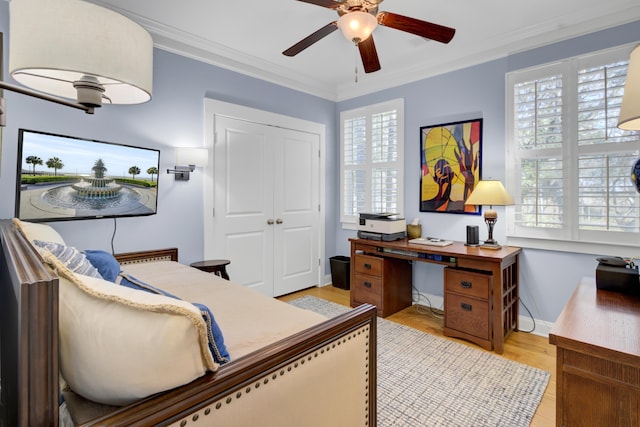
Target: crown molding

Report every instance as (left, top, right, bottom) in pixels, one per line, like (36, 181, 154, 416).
(85, 1, 640, 102)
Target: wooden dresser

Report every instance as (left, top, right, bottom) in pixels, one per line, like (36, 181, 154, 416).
(549, 278, 640, 427)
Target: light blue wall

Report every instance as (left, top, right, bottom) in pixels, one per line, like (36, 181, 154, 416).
(0, 2, 336, 266)
(1, 1, 639, 323)
(335, 21, 640, 323)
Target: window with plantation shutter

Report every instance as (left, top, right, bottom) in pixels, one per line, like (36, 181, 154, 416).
(506, 44, 640, 250)
(340, 99, 404, 227)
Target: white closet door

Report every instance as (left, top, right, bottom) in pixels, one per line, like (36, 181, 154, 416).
(211, 115, 319, 297)
(274, 129, 319, 296)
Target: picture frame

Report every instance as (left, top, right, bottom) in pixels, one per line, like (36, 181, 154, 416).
(419, 118, 482, 214)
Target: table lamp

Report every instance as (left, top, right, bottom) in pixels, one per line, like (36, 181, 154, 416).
(464, 180, 514, 249)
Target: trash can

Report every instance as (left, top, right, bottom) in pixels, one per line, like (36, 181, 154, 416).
(329, 256, 350, 290)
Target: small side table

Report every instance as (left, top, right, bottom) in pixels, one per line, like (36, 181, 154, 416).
(190, 259, 231, 280)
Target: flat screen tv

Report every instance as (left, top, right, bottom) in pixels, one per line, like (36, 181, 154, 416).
(16, 129, 160, 222)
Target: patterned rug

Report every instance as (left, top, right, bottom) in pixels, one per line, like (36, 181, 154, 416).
(288, 296, 550, 427)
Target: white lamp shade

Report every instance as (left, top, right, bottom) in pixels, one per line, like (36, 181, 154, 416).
(176, 148, 209, 167)
(9, 0, 153, 105)
(465, 180, 514, 206)
(618, 44, 640, 131)
(337, 11, 378, 43)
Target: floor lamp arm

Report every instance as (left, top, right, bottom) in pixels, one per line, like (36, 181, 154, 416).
(0, 80, 94, 127)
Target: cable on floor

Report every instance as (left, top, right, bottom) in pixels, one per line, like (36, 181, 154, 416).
(519, 297, 536, 333)
(412, 284, 443, 318)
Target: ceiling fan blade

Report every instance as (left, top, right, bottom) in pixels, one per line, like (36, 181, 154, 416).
(377, 11, 455, 44)
(295, 0, 341, 9)
(358, 36, 381, 73)
(282, 22, 338, 57)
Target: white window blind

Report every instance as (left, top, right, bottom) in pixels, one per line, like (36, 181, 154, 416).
(514, 73, 564, 230)
(506, 44, 640, 249)
(340, 99, 404, 226)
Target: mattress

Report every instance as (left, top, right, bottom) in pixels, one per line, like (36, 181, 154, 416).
(121, 261, 326, 359)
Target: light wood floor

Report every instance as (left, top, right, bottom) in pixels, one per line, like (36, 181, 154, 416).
(278, 285, 556, 427)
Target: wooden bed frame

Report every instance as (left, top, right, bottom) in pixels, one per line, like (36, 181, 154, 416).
(0, 219, 377, 426)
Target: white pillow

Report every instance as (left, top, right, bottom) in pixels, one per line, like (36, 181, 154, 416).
(42, 252, 217, 406)
(33, 240, 102, 279)
(12, 218, 66, 245)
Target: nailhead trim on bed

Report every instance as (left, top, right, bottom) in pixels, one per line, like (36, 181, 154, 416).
(119, 255, 174, 265)
(171, 325, 371, 426)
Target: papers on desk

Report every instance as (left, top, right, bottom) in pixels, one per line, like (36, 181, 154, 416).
(408, 238, 453, 247)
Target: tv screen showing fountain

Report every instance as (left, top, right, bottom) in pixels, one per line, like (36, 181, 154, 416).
(15, 129, 161, 222)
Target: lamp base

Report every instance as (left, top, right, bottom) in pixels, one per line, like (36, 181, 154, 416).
(480, 242, 502, 250)
(482, 213, 501, 250)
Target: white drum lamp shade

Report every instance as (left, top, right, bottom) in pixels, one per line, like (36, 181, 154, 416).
(619, 44, 640, 131)
(9, 0, 153, 107)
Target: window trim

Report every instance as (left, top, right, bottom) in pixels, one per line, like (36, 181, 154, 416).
(505, 42, 640, 256)
(340, 98, 404, 229)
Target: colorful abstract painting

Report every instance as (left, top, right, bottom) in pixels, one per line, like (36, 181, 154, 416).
(420, 119, 482, 214)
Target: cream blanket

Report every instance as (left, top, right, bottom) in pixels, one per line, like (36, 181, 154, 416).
(121, 261, 326, 359)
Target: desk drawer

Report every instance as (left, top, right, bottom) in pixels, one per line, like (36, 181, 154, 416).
(352, 273, 383, 304)
(445, 293, 490, 340)
(445, 268, 491, 300)
(354, 254, 383, 277)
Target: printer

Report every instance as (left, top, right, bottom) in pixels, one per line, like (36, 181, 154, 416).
(595, 256, 640, 295)
(357, 213, 406, 241)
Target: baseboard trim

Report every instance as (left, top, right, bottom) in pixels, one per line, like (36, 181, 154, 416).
(322, 274, 332, 287)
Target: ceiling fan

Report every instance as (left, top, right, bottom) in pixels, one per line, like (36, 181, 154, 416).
(282, 0, 456, 74)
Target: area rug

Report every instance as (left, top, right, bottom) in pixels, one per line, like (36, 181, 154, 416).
(288, 296, 550, 427)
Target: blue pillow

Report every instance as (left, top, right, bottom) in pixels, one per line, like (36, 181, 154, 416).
(33, 240, 102, 279)
(84, 250, 121, 282)
(119, 273, 230, 364)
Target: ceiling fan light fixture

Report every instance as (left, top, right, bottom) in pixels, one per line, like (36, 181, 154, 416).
(337, 11, 378, 43)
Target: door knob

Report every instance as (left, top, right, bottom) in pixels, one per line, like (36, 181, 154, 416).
(267, 219, 274, 225)
(276, 219, 283, 224)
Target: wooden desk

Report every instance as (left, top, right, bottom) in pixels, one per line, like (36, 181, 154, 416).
(549, 278, 640, 426)
(349, 238, 521, 354)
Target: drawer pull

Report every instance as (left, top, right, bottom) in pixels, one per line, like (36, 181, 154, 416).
(364, 281, 372, 288)
(364, 263, 372, 269)
(460, 280, 472, 289)
(461, 303, 472, 311)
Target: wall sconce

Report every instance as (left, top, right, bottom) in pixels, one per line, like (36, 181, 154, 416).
(0, 0, 153, 127)
(167, 148, 209, 181)
(618, 43, 640, 131)
(464, 180, 514, 250)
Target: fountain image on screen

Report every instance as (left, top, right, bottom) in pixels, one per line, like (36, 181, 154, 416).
(15, 129, 160, 222)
